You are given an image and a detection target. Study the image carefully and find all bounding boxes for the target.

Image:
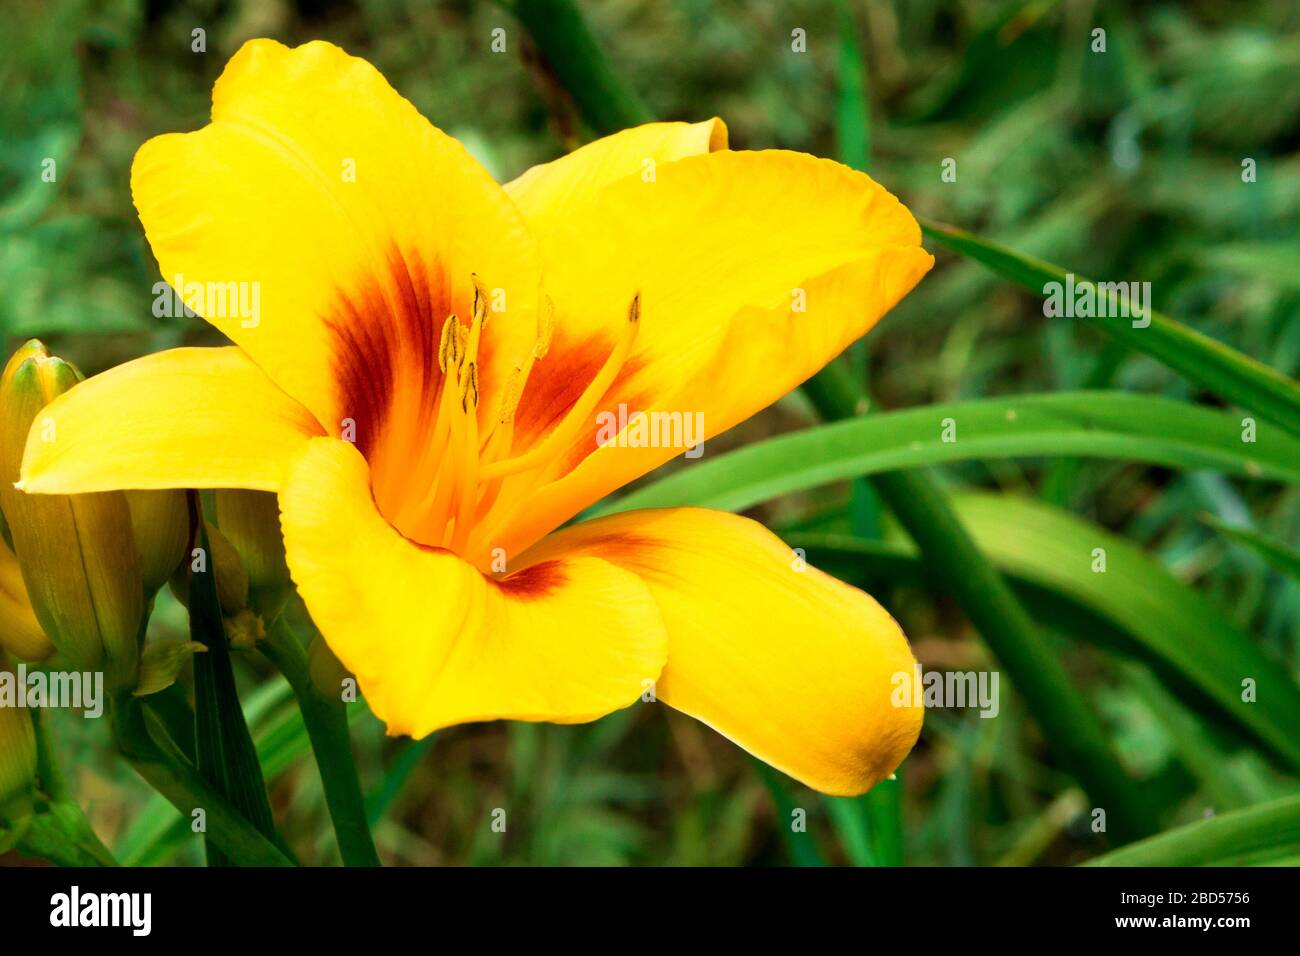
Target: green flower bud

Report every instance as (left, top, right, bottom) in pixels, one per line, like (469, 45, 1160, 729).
(215, 490, 292, 612)
(126, 490, 190, 594)
(0, 663, 38, 816)
(0, 342, 143, 689)
(170, 520, 249, 617)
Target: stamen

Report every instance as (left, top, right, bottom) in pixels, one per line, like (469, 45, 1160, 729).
(471, 273, 488, 326)
(397, 282, 644, 567)
(437, 314, 459, 373)
(497, 365, 524, 425)
(534, 296, 555, 359)
(460, 361, 479, 412)
(451, 366, 480, 553)
(477, 293, 640, 484)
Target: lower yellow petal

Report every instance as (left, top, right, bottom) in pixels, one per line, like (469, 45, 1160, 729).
(20, 347, 323, 494)
(520, 508, 923, 796)
(278, 438, 668, 737)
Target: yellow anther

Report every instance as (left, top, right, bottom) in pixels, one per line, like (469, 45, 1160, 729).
(471, 273, 488, 325)
(533, 296, 555, 360)
(498, 364, 524, 425)
(437, 314, 459, 373)
(457, 321, 469, 366)
(460, 361, 479, 412)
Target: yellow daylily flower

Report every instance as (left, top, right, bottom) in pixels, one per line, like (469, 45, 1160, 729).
(19, 40, 933, 795)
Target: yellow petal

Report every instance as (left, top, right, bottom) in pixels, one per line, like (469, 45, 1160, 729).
(132, 39, 543, 458)
(20, 347, 322, 495)
(278, 438, 668, 737)
(505, 119, 727, 242)
(0, 536, 52, 662)
(497, 150, 933, 556)
(519, 508, 923, 795)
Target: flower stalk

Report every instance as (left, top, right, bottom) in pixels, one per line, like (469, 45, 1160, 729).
(260, 609, 381, 867)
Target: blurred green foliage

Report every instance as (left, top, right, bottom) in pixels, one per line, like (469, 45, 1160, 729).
(2, 0, 1298, 866)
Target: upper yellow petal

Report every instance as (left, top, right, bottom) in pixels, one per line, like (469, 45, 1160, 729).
(20, 347, 322, 495)
(131, 39, 543, 468)
(519, 508, 923, 796)
(493, 149, 932, 556)
(505, 119, 727, 242)
(278, 437, 668, 737)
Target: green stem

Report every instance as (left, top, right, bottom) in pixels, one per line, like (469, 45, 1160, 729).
(30, 707, 68, 802)
(804, 365, 1157, 844)
(109, 691, 293, 866)
(498, 0, 653, 135)
(16, 808, 119, 867)
(15, 695, 118, 865)
(864, 770, 904, 866)
(261, 614, 381, 867)
(753, 760, 825, 867)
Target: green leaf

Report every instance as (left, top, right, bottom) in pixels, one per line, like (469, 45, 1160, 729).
(595, 391, 1300, 518)
(117, 691, 371, 866)
(920, 219, 1300, 440)
(1198, 512, 1300, 581)
(495, 0, 652, 135)
(834, 0, 870, 172)
(366, 738, 434, 827)
(132, 641, 205, 698)
(1086, 794, 1300, 866)
(1200, 240, 1300, 290)
(186, 498, 280, 864)
(827, 770, 904, 867)
(753, 761, 824, 867)
(793, 492, 1300, 773)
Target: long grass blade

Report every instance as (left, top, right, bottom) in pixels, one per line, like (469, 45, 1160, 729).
(921, 219, 1300, 439)
(596, 391, 1300, 517)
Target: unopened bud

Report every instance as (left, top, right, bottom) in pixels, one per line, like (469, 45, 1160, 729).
(0, 342, 142, 688)
(126, 491, 190, 594)
(215, 490, 291, 612)
(170, 520, 249, 617)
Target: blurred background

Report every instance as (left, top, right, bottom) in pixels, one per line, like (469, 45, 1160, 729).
(2, 0, 1298, 865)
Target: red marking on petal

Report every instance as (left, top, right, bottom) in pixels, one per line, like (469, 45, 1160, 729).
(497, 559, 568, 600)
(325, 247, 496, 464)
(510, 323, 650, 474)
